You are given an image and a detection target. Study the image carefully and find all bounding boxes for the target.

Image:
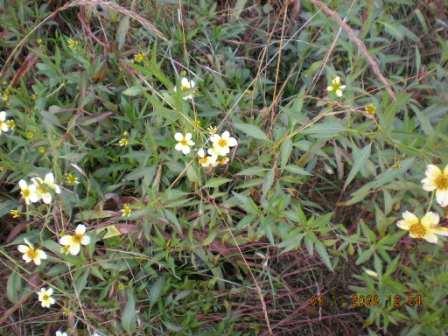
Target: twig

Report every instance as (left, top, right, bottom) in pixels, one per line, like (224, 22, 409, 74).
(310, 0, 396, 100)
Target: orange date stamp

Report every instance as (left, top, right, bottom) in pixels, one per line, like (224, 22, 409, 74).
(307, 292, 423, 309)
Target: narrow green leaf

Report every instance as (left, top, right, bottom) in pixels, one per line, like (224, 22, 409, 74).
(116, 16, 130, 50)
(234, 122, 269, 141)
(121, 289, 137, 333)
(343, 144, 371, 190)
(280, 138, 293, 170)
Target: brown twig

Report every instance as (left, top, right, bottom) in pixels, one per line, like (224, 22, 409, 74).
(310, 0, 396, 100)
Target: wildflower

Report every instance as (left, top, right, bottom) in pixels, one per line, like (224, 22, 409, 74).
(6, 119, 15, 130)
(197, 148, 217, 168)
(60, 244, 70, 255)
(217, 156, 229, 166)
(364, 269, 378, 278)
(397, 211, 448, 244)
(56, 331, 68, 336)
(209, 131, 237, 156)
(174, 132, 195, 155)
(25, 130, 34, 139)
(0, 111, 10, 134)
(32, 173, 61, 204)
(133, 52, 145, 63)
(9, 209, 21, 218)
(38, 146, 46, 155)
(65, 172, 79, 186)
(18, 239, 47, 265)
(37, 287, 55, 308)
(326, 76, 346, 97)
(421, 164, 448, 207)
(59, 224, 90, 256)
(19, 179, 39, 204)
(207, 125, 218, 135)
(67, 38, 79, 50)
(121, 203, 132, 217)
(118, 131, 129, 147)
(364, 103, 376, 116)
(174, 77, 196, 100)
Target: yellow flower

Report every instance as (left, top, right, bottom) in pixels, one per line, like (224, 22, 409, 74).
(197, 148, 218, 168)
(118, 132, 129, 147)
(59, 224, 90, 256)
(121, 203, 132, 217)
(67, 38, 79, 50)
(6, 119, 15, 130)
(174, 132, 195, 155)
(65, 172, 79, 186)
(397, 211, 448, 244)
(37, 287, 55, 308)
(364, 104, 376, 116)
(17, 239, 47, 265)
(25, 130, 34, 139)
(19, 179, 39, 204)
(218, 156, 229, 166)
(207, 125, 218, 135)
(0, 111, 10, 134)
(422, 164, 448, 207)
(174, 77, 196, 100)
(133, 52, 145, 63)
(9, 209, 21, 218)
(209, 131, 237, 156)
(38, 146, 46, 155)
(327, 76, 346, 97)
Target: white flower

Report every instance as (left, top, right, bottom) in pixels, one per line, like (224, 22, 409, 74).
(44, 172, 61, 194)
(326, 76, 346, 97)
(397, 211, 448, 244)
(31, 173, 61, 204)
(174, 77, 196, 100)
(0, 111, 10, 134)
(59, 224, 90, 256)
(17, 239, 47, 265)
(209, 131, 237, 156)
(421, 164, 448, 207)
(197, 148, 218, 168)
(37, 287, 55, 308)
(19, 179, 39, 204)
(174, 132, 195, 155)
(56, 331, 68, 336)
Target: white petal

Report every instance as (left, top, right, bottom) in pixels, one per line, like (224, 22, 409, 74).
(421, 212, 440, 228)
(397, 220, 410, 231)
(425, 164, 442, 179)
(0, 123, 9, 132)
(209, 134, 219, 143)
(326, 86, 333, 92)
(34, 257, 42, 265)
(0, 111, 5, 121)
(333, 76, 340, 84)
(18, 245, 29, 253)
(19, 179, 27, 189)
(421, 177, 436, 191)
(174, 132, 183, 141)
(81, 235, 90, 245)
(402, 211, 419, 225)
(423, 233, 438, 244)
(37, 249, 47, 260)
(181, 77, 189, 87)
(432, 227, 448, 237)
(185, 133, 192, 140)
(59, 235, 73, 246)
(44, 173, 55, 185)
(69, 244, 80, 256)
(222, 131, 230, 138)
(42, 193, 52, 204)
(197, 148, 205, 157)
(181, 146, 191, 155)
(340, 85, 346, 90)
(75, 224, 86, 235)
(436, 190, 448, 207)
(444, 165, 448, 176)
(47, 288, 53, 295)
(336, 89, 343, 97)
(22, 254, 32, 262)
(54, 185, 61, 194)
(227, 137, 237, 147)
(175, 143, 184, 152)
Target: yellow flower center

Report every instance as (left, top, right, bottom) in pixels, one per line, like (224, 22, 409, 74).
(42, 294, 50, 301)
(22, 189, 30, 198)
(217, 138, 228, 148)
(72, 234, 83, 244)
(26, 248, 38, 260)
(435, 174, 448, 190)
(409, 222, 427, 238)
(180, 139, 188, 146)
(198, 157, 208, 165)
(36, 182, 49, 194)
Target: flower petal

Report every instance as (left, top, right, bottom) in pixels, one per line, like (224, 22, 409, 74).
(436, 190, 448, 207)
(421, 212, 440, 228)
(0, 111, 5, 121)
(174, 132, 183, 141)
(81, 235, 90, 245)
(75, 224, 86, 235)
(423, 233, 438, 244)
(69, 243, 80, 256)
(59, 235, 73, 246)
(18, 245, 29, 253)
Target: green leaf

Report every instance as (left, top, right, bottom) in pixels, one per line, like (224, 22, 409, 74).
(116, 16, 130, 50)
(280, 138, 293, 170)
(302, 119, 345, 139)
(285, 165, 312, 176)
(315, 241, 333, 271)
(234, 122, 269, 141)
(149, 276, 165, 306)
(121, 288, 137, 334)
(122, 85, 144, 96)
(343, 144, 371, 190)
(75, 269, 90, 294)
(204, 177, 232, 188)
(7, 271, 23, 303)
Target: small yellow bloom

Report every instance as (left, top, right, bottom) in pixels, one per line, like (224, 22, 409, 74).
(37, 287, 55, 308)
(65, 172, 79, 186)
(118, 132, 129, 147)
(207, 125, 218, 135)
(422, 164, 448, 207)
(327, 76, 346, 97)
(133, 52, 145, 63)
(17, 239, 47, 265)
(9, 209, 21, 218)
(59, 224, 90, 256)
(6, 119, 15, 130)
(67, 38, 79, 50)
(174, 132, 195, 155)
(364, 104, 376, 116)
(209, 131, 238, 156)
(218, 156, 229, 166)
(121, 203, 132, 217)
(397, 211, 448, 244)
(38, 146, 46, 155)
